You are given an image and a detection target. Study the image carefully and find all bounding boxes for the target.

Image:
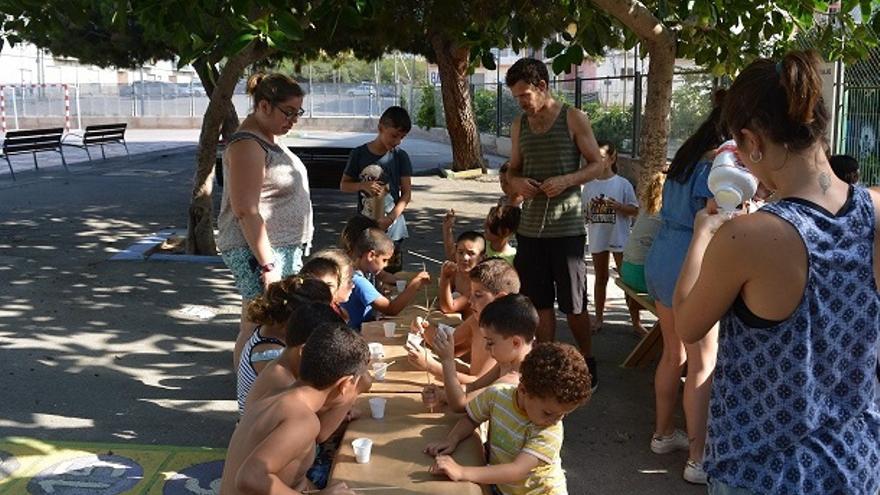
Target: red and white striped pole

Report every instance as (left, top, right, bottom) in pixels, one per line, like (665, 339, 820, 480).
(1, 85, 6, 133)
(62, 84, 70, 132)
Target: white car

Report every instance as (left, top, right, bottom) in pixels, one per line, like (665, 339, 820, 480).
(346, 83, 376, 96)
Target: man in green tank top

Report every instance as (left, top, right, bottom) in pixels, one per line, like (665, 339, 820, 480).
(505, 58, 604, 391)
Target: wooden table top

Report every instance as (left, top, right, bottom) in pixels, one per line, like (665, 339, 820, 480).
(330, 393, 487, 494)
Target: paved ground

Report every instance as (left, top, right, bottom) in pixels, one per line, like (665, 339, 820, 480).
(0, 129, 504, 181)
(0, 135, 702, 494)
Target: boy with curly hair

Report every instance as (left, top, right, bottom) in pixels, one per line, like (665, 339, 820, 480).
(425, 342, 591, 495)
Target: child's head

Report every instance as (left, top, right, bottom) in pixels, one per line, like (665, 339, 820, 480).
(454, 231, 485, 272)
(299, 323, 368, 405)
(478, 294, 537, 364)
(286, 301, 346, 347)
(483, 205, 521, 244)
(246, 275, 333, 327)
(468, 258, 521, 316)
(499, 162, 512, 195)
(353, 227, 394, 274)
(377, 106, 411, 150)
(597, 139, 618, 174)
(829, 154, 860, 185)
(340, 214, 379, 257)
(518, 342, 591, 427)
(301, 248, 355, 305)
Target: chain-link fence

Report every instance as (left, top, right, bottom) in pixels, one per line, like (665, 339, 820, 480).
(838, 49, 880, 186)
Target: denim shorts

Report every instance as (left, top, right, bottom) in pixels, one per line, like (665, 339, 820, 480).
(221, 244, 305, 300)
(708, 478, 757, 495)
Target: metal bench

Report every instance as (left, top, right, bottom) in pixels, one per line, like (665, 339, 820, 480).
(1, 127, 68, 181)
(615, 277, 663, 368)
(291, 146, 352, 189)
(64, 123, 129, 160)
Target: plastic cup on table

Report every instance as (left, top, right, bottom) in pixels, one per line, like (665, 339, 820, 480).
(396, 280, 407, 293)
(352, 437, 373, 464)
(368, 342, 385, 362)
(369, 397, 387, 419)
(371, 362, 387, 382)
(383, 322, 396, 338)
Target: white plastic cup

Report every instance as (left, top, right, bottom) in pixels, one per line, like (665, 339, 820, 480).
(383, 322, 396, 338)
(352, 437, 373, 463)
(371, 362, 387, 381)
(368, 342, 385, 361)
(369, 397, 387, 419)
(396, 280, 407, 293)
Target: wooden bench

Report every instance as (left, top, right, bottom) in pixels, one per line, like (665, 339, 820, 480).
(63, 123, 129, 160)
(615, 277, 663, 368)
(1, 127, 68, 181)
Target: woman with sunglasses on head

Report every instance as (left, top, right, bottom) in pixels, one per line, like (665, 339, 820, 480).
(674, 50, 880, 495)
(217, 73, 314, 371)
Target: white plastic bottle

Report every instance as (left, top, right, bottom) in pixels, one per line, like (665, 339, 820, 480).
(708, 140, 759, 213)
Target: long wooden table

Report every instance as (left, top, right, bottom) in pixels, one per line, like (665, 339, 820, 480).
(330, 393, 487, 494)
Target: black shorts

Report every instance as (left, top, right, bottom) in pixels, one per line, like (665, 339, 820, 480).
(514, 234, 588, 314)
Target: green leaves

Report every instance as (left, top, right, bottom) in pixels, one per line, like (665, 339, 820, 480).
(545, 40, 565, 58)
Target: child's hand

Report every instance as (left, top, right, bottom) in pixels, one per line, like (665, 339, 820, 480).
(377, 215, 394, 231)
(410, 316, 430, 334)
(406, 341, 431, 370)
(605, 197, 622, 211)
(412, 270, 431, 287)
(443, 209, 456, 231)
(440, 261, 457, 280)
(430, 455, 465, 481)
(361, 181, 384, 197)
(433, 327, 456, 361)
(425, 440, 457, 457)
(320, 481, 356, 495)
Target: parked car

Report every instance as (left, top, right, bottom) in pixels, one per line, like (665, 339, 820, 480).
(346, 82, 376, 96)
(377, 85, 397, 97)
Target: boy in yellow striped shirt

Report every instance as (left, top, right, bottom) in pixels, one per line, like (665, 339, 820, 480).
(425, 342, 591, 495)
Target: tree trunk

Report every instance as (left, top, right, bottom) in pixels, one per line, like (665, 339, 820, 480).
(590, 0, 675, 204)
(186, 43, 270, 254)
(194, 59, 241, 141)
(429, 33, 486, 172)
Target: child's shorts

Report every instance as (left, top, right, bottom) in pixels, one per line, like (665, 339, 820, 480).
(620, 261, 648, 293)
(221, 244, 306, 300)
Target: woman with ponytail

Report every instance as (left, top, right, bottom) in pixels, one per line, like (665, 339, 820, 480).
(216, 73, 314, 371)
(674, 50, 880, 494)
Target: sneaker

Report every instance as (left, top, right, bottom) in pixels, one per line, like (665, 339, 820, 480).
(650, 429, 689, 454)
(683, 459, 708, 485)
(586, 357, 598, 394)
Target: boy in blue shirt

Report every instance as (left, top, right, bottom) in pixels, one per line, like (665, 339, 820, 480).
(341, 227, 430, 330)
(340, 106, 413, 273)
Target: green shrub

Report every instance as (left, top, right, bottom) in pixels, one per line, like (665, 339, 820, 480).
(416, 85, 437, 130)
(582, 101, 634, 152)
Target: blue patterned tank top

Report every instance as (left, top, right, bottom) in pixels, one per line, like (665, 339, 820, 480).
(704, 186, 880, 494)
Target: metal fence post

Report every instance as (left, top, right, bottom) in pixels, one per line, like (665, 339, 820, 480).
(574, 77, 582, 110)
(496, 82, 502, 137)
(632, 71, 642, 157)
